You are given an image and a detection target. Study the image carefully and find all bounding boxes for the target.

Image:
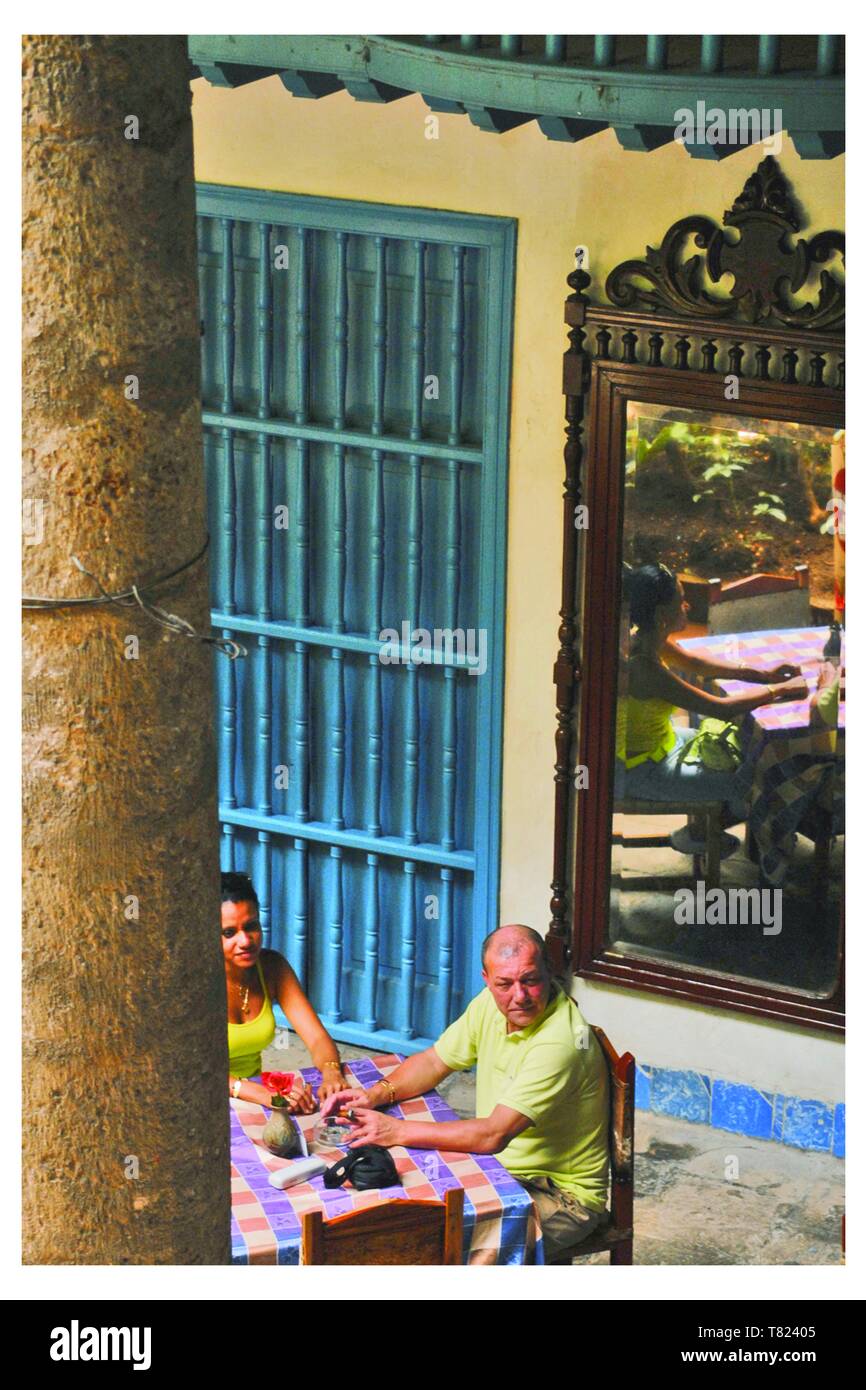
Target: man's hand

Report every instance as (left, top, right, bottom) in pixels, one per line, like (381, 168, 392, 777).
(320, 1086, 372, 1119)
(346, 1108, 404, 1149)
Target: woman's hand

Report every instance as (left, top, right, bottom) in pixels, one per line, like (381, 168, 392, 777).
(284, 1081, 316, 1115)
(320, 1086, 373, 1120)
(230, 1079, 274, 1108)
(317, 1070, 350, 1106)
(763, 661, 802, 682)
(774, 676, 809, 702)
(346, 1108, 404, 1149)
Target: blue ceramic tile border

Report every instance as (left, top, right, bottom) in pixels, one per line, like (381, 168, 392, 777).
(635, 1063, 844, 1156)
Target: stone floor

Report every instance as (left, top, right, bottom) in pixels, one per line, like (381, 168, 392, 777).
(611, 813, 843, 994)
(263, 1034, 845, 1266)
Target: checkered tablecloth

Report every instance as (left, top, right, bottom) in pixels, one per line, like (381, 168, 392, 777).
(230, 1054, 542, 1266)
(677, 628, 844, 884)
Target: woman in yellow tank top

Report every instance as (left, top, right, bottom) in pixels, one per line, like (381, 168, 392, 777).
(223, 871, 346, 1113)
(616, 564, 807, 816)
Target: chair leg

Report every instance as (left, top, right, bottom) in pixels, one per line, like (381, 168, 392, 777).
(705, 805, 721, 890)
(611, 1238, 633, 1266)
(814, 832, 831, 881)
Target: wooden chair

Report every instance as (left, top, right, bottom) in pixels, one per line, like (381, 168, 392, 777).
(301, 1187, 464, 1265)
(559, 1024, 635, 1265)
(706, 564, 810, 634)
(614, 797, 727, 889)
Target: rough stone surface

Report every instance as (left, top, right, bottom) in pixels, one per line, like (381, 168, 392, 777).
(22, 36, 229, 1263)
(267, 1034, 844, 1266)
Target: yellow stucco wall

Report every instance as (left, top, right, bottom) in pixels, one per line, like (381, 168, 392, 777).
(191, 78, 844, 1091)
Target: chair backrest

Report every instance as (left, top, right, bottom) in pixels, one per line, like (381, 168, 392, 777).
(707, 565, 811, 634)
(301, 1187, 464, 1265)
(590, 1024, 635, 1228)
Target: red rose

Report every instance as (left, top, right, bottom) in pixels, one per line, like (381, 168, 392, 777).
(261, 1071, 298, 1098)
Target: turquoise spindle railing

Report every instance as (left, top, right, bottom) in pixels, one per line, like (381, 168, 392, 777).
(361, 852, 380, 1030)
(221, 821, 236, 871)
(403, 453, 422, 844)
(435, 867, 454, 1035)
(257, 222, 272, 419)
(256, 830, 272, 947)
(220, 218, 235, 413)
(293, 433, 310, 821)
(367, 448, 384, 836)
(544, 36, 565, 63)
(219, 218, 237, 618)
(372, 235, 387, 435)
(324, 845, 344, 1026)
(441, 458, 460, 851)
(410, 239, 426, 442)
(398, 859, 418, 1039)
(333, 230, 348, 429)
(331, 443, 346, 830)
(292, 212, 311, 811)
(594, 35, 615, 66)
(256, 221, 273, 625)
(198, 187, 514, 1053)
(217, 216, 238, 818)
(218, 631, 237, 808)
(500, 36, 520, 58)
(296, 226, 310, 423)
(701, 35, 723, 73)
(293, 640, 310, 821)
(817, 36, 840, 76)
(330, 645, 346, 832)
(292, 837, 309, 983)
(758, 35, 781, 75)
(449, 246, 465, 445)
(255, 636, 272, 815)
(645, 36, 668, 71)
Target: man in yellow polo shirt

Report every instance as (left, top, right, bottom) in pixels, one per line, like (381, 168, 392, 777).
(321, 924, 610, 1261)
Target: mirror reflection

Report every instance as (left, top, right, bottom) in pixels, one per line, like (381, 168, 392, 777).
(610, 403, 844, 993)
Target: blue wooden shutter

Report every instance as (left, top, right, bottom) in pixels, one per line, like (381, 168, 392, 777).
(197, 185, 514, 1051)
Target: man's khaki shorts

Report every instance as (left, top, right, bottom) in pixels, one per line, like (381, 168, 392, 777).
(519, 1175, 609, 1261)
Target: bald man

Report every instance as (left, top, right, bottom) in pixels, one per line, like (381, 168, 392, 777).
(321, 924, 610, 1261)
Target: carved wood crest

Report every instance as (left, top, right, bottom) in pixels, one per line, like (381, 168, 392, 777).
(605, 156, 844, 330)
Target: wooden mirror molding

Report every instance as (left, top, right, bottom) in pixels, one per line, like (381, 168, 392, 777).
(547, 155, 845, 1032)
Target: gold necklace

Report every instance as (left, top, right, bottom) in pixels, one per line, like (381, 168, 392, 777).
(238, 973, 252, 1015)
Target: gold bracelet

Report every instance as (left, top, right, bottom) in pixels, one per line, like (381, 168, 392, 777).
(378, 1077, 396, 1106)
(323, 1060, 343, 1070)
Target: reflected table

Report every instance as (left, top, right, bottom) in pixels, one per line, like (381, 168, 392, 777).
(230, 1053, 542, 1265)
(677, 627, 844, 884)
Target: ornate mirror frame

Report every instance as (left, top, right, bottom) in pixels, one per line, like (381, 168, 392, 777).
(547, 156, 845, 1032)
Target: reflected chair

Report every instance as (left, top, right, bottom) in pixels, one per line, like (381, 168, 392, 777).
(706, 564, 810, 634)
(556, 1024, 635, 1266)
(301, 1187, 464, 1265)
(613, 798, 728, 890)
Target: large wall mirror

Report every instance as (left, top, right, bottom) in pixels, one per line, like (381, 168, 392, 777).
(549, 157, 844, 1031)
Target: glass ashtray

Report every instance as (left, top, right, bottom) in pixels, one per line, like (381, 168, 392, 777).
(314, 1117, 354, 1149)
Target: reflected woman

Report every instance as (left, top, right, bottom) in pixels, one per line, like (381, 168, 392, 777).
(222, 871, 347, 1112)
(615, 564, 807, 823)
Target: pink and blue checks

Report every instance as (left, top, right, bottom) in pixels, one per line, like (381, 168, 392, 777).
(677, 627, 844, 884)
(230, 1054, 542, 1265)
